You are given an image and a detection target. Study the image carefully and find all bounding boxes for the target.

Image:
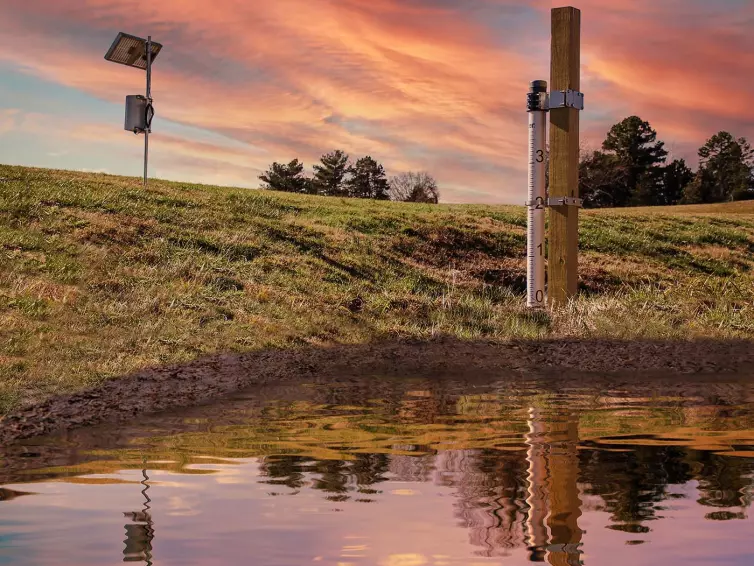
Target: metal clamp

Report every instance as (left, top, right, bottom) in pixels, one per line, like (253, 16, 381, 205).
(526, 197, 583, 207)
(548, 90, 584, 111)
(548, 197, 583, 207)
(527, 91, 549, 112)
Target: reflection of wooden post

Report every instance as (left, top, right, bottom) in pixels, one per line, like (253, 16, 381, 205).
(545, 415, 582, 566)
(548, 7, 581, 305)
(525, 409, 583, 566)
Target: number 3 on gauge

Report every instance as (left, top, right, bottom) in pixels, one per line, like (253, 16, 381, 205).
(536, 150, 544, 163)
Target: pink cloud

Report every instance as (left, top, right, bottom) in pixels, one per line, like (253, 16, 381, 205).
(0, 0, 751, 202)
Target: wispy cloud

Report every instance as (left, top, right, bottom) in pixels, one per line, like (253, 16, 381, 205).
(0, 108, 20, 135)
(0, 0, 751, 202)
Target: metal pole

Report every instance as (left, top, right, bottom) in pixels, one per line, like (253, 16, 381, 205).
(144, 36, 152, 190)
(527, 80, 548, 308)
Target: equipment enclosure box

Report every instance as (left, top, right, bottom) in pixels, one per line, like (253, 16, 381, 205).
(125, 95, 148, 133)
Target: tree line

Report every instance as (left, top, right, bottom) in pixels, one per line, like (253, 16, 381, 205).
(579, 116, 754, 208)
(259, 150, 440, 203)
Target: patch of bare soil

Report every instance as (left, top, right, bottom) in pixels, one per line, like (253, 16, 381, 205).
(1, 337, 753, 444)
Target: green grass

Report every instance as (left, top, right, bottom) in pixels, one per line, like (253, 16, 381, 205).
(1, 164, 753, 412)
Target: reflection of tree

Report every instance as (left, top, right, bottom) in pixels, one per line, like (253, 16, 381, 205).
(579, 444, 754, 530)
(311, 459, 351, 498)
(0, 487, 33, 502)
(579, 446, 691, 532)
(694, 451, 754, 516)
(388, 452, 435, 483)
(259, 454, 389, 501)
(259, 455, 311, 490)
(349, 453, 390, 495)
(435, 449, 529, 558)
(123, 469, 154, 565)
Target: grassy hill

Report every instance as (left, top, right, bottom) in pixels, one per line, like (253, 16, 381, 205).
(1, 164, 753, 413)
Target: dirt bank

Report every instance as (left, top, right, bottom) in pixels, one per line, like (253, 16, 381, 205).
(2, 337, 753, 444)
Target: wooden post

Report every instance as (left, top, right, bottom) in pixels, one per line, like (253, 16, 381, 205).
(548, 7, 581, 305)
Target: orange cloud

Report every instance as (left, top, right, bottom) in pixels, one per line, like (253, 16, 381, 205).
(0, 0, 752, 202)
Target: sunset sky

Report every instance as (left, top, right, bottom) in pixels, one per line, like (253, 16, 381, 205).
(0, 0, 752, 203)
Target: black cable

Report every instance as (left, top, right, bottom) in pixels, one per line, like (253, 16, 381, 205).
(145, 102, 154, 130)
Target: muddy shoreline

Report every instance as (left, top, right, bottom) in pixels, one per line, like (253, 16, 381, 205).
(2, 337, 753, 444)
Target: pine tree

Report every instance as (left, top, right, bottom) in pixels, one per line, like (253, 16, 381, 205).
(258, 159, 309, 193)
(346, 156, 390, 200)
(659, 159, 694, 206)
(602, 116, 668, 206)
(687, 132, 754, 203)
(313, 150, 350, 196)
(680, 171, 707, 204)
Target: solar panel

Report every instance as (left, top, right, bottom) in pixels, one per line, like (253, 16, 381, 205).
(104, 32, 163, 70)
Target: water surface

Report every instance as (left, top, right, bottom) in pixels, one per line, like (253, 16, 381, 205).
(1, 372, 753, 565)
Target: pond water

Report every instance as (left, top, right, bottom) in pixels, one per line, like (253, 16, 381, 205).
(1, 372, 754, 565)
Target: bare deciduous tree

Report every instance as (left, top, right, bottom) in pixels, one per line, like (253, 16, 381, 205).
(388, 172, 440, 204)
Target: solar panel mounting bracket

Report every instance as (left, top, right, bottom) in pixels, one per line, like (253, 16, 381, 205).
(104, 32, 163, 70)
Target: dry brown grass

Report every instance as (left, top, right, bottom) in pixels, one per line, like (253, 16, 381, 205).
(1, 164, 752, 412)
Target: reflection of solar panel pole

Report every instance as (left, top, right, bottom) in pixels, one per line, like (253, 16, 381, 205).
(104, 33, 163, 190)
(123, 468, 155, 565)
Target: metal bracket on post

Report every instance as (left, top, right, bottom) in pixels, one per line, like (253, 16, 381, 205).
(526, 197, 583, 208)
(547, 197, 583, 207)
(548, 89, 584, 110)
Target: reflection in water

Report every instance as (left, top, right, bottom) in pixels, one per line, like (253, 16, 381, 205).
(1, 374, 754, 565)
(525, 409, 582, 564)
(436, 449, 528, 558)
(123, 468, 154, 565)
(0, 487, 33, 502)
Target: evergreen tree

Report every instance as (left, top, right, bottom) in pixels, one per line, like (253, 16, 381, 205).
(346, 156, 390, 200)
(602, 116, 668, 206)
(659, 159, 694, 206)
(680, 170, 707, 205)
(684, 132, 753, 203)
(258, 159, 309, 193)
(313, 150, 350, 197)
